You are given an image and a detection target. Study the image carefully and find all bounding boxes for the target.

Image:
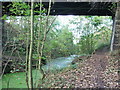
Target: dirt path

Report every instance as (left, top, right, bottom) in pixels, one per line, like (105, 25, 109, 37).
(88, 54, 108, 88)
(40, 47, 119, 88)
(71, 53, 113, 88)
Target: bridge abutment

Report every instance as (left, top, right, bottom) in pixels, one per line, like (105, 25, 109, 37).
(111, 2, 120, 51)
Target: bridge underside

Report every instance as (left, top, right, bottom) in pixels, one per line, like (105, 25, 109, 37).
(2, 2, 115, 16)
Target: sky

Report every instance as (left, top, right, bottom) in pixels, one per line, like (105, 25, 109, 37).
(57, 15, 75, 26)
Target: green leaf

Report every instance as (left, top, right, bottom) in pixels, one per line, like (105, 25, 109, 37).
(1, 14, 8, 20)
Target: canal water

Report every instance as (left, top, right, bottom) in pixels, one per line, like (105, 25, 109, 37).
(42, 55, 79, 71)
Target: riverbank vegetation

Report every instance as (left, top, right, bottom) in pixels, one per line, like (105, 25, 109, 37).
(1, 1, 119, 89)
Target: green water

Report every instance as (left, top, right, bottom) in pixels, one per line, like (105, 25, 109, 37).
(1, 70, 42, 88)
(43, 55, 78, 71)
(1, 55, 79, 88)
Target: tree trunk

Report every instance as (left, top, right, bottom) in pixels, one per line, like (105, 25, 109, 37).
(110, 16, 115, 51)
(38, 0, 52, 74)
(25, 20, 30, 88)
(28, 0, 34, 89)
(37, 0, 42, 70)
(0, 2, 2, 78)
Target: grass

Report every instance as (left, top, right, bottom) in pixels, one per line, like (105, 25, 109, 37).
(1, 69, 42, 88)
(1, 64, 79, 88)
(95, 41, 110, 50)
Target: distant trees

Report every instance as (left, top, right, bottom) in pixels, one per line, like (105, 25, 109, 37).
(3, 15, 112, 58)
(78, 23, 96, 54)
(43, 26, 75, 59)
(69, 16, 112, 54)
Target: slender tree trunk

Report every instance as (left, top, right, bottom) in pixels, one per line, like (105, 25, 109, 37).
(38, 0, 51, 71)
(37, 0, 52, 83)
(110, 16, 115, 51)
(28, 0, 34, 89)
(37, 0, 56, 82)
(38, 0, 42, 70)
(0, 2, 2, 80)
(25, 19, 30, 88)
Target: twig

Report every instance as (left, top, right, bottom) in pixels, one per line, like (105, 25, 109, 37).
(0, 47, 17, 79)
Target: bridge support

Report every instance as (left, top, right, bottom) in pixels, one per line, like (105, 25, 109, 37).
(110, 2, 120, 51)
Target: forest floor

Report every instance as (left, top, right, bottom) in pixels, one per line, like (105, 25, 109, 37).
(39, 47, 119, 88)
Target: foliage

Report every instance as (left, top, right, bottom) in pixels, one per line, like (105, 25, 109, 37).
(69, 16, 112, 54)
(43, 25, 75, 59)
(77, 23, 96, 54)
